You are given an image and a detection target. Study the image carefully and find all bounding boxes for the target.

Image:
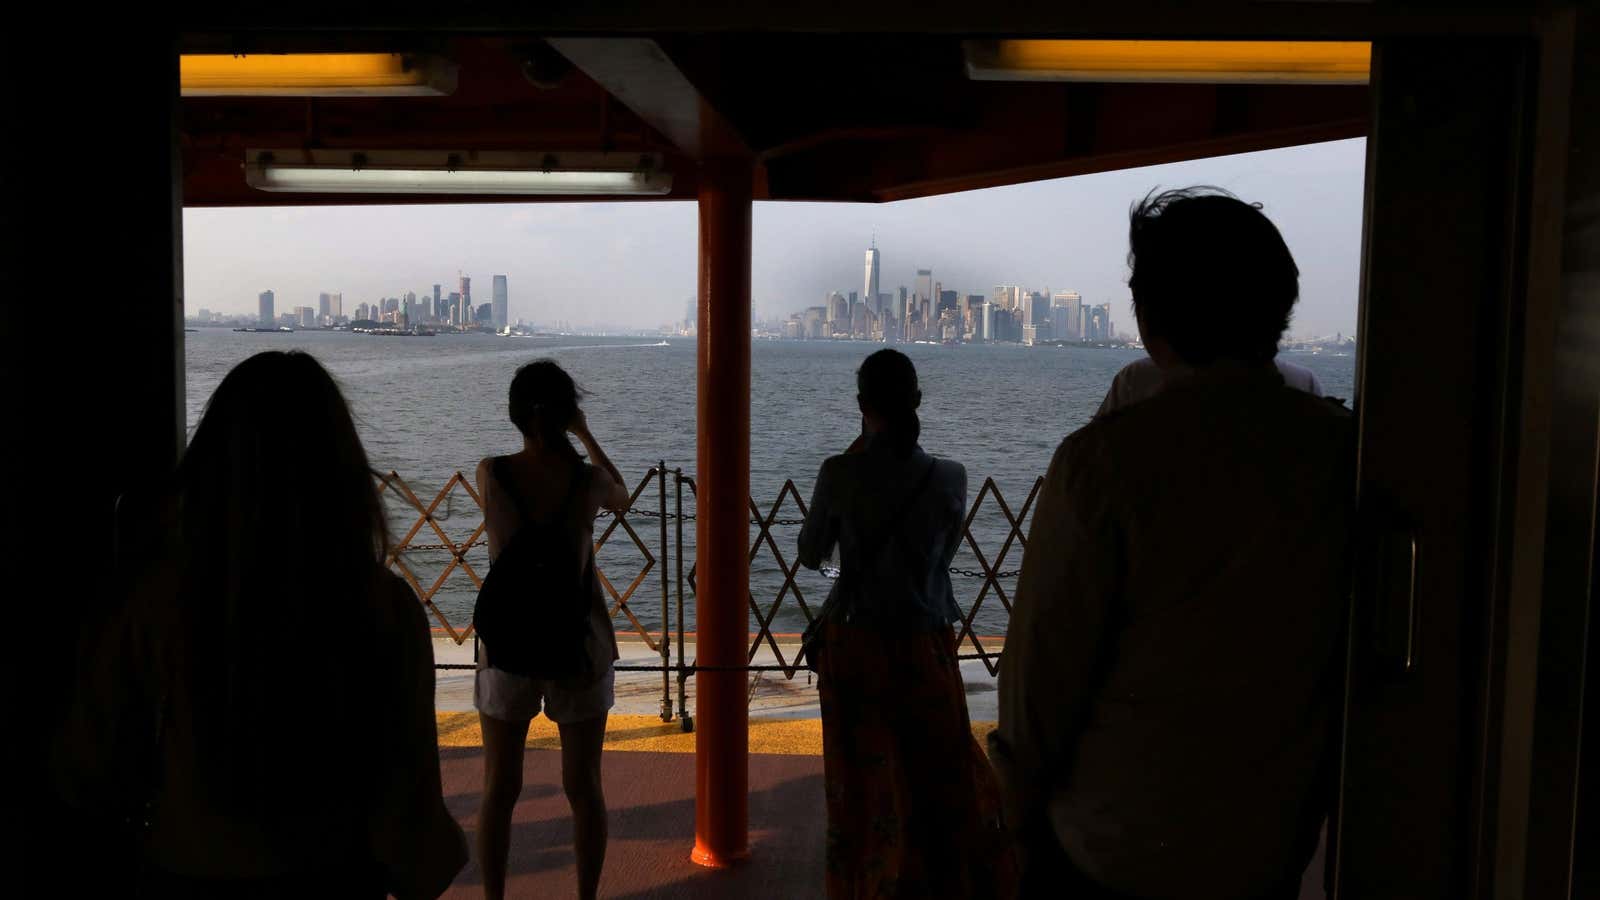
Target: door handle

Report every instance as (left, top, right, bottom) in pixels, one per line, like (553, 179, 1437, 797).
(1366, 519, 1419, 677)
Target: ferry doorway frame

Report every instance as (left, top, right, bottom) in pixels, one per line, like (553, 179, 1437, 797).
(1337, 15, 1594, 899)
(9, 5, 1595, 897)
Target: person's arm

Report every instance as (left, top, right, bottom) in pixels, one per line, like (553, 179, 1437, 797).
(53, 580, 147, 815)
(570, 410, 631, 512)
(991, 435, 1121, 846)
(474, 456, 506, 559)
(941, 463, 968, 568)
(369, 578, 468, 899)
(797, 459, 839, 571)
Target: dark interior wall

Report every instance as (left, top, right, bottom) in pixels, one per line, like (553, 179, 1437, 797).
(6, 30, 184, 891)
(1534, 6, 1600, 897)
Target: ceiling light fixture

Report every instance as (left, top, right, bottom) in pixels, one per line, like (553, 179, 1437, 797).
(243, 150, 674, 196)
(181, 53, 458, 97)
(964, 40, 1370, 85)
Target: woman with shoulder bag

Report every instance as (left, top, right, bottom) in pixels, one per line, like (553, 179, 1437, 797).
(798, 349, 1017, 900)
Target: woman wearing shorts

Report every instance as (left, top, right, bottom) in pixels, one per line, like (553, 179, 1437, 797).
(474, 360, 628, 900)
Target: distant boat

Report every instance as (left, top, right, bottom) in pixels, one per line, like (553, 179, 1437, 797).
(360, 327, 435, 337)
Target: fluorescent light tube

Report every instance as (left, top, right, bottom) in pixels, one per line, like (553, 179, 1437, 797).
(181, 53, 457, 97)
(243, 151, 673, 196)
(965, 40, 1371, 85)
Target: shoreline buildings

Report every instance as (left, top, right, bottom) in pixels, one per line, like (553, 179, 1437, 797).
(780, 237, 1120, 346)
(226, 268, 519, 332)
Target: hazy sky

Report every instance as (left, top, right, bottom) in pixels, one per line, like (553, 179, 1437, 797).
(184, 136, 1365, 338)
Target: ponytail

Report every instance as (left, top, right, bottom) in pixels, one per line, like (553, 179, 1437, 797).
(857, 349, 922, 459)
(888, 409, 921, 458)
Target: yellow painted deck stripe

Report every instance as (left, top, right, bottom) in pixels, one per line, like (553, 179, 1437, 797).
(437, 712, 998, 757)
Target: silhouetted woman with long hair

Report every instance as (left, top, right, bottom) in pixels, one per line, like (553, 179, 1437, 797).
(798, 348, 1016, 899)
(474, 359, 629, 900)
(59, 351, 465, 898)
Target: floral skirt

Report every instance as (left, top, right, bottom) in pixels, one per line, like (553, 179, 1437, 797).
(816, 621, 1018, 900)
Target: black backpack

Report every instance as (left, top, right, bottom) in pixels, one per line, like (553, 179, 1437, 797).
(472, 457, 595, 679)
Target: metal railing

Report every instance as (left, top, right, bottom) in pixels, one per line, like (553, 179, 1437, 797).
(377, 464, 1040, 729)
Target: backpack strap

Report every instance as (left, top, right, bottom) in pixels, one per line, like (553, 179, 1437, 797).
(490, 457, 532, 524)
(492, 456, 585, 527)
(556, 460, 586, 521)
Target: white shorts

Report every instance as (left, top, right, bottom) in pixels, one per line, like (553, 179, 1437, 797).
(474, 662, 615, 725)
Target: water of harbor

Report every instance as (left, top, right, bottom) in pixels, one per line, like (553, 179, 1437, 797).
(185, 330, 1356, 640)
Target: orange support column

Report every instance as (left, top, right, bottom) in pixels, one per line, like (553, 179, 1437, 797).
(692, 159, 752, 867)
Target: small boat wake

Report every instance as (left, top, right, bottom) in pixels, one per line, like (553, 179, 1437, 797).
(549, 340, 672, 352)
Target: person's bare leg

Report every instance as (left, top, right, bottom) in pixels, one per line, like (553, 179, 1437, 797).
(478, 712, 531, 900)
(558, 715, 608, 900)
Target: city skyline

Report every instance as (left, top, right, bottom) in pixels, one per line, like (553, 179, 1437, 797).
(183, 137, 1364, 337)
(776, 262, 1119, 346)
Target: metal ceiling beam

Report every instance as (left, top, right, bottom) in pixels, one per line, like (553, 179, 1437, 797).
(545, 37, 750, 161)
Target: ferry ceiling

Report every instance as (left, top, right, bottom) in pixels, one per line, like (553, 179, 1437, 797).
(178, 31, 1371, 208)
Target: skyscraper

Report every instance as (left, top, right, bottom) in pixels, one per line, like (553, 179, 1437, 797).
(458, 275, 472, 326)
(1052, 291, 1082, 341)
(258, 290, 275, 326)
(803, 306, 828, 339)
(863, 239, 881, 319)
(1021, 291, 1050, 332)
(912, 270, 933, 341)
(318, 292, 332, 324)
(492, 275, 509, 330)
(1093, 302, 1114, 341)
(826, 291, 848, 330)
(432, 284, 443, 320)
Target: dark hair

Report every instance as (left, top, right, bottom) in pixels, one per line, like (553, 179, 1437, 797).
(171, 350, 389, 811)
(857, 349, 922, 458)
(508, 359, 583, 462)
(1127, 186, 1299, 365)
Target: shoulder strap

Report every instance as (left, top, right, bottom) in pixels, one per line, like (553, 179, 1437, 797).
(558, 461, 586, 516)
(493, 457, 585, 528)
(490, 457, 532, 524)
